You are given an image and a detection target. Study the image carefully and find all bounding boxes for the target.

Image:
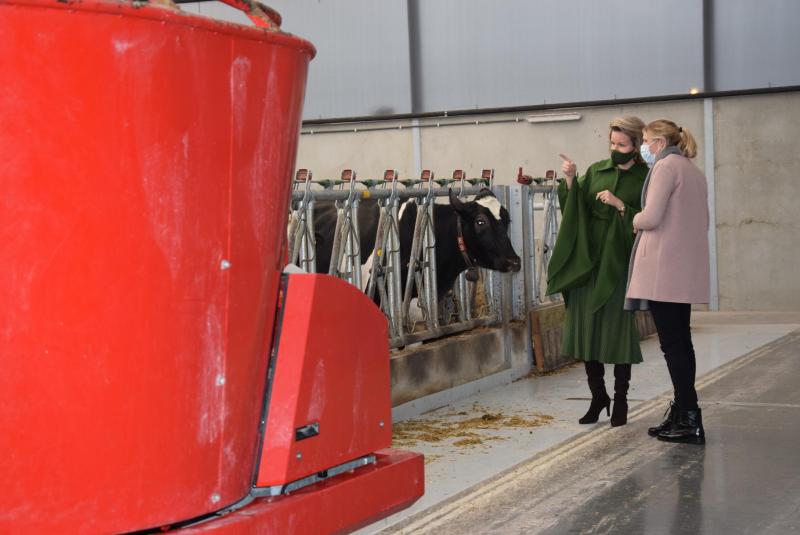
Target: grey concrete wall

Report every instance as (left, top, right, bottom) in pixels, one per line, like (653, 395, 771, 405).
(714, 92, 800, 310)
(297, 100, 705, 184)
(419, 101, 706, 186)
(297, 125, 414, 181)
(295, 92, 800, 311)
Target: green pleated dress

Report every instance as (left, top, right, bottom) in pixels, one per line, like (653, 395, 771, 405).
(546, 159, 648, 364)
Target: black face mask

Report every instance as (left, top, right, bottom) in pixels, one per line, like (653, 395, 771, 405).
(611, 150, 637, 165)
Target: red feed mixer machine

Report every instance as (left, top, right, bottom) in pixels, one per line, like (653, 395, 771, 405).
(0, 0, 423, 532)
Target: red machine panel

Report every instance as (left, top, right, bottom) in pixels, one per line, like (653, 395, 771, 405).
(256, 274, 393, 488)
(0, 1, 314, 532)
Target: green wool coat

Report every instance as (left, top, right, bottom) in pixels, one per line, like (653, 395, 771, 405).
(546, 158, 648, 364)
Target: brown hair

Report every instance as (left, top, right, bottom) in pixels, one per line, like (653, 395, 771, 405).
(644, 119, 698, 159)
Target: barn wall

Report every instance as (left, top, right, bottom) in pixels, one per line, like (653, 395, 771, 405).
(295, 91, 800, 311)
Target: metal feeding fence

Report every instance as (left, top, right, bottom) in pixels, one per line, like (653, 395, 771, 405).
(287, 167, 562, 349)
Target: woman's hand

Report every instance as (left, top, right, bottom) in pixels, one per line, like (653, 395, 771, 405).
(595, 190, 624, 211)
(559, 153, 577, 188)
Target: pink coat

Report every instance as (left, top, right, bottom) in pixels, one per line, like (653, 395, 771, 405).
(626, 154, 710, 304)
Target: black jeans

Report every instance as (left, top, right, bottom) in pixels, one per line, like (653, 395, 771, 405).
(648, 300, 698, 411)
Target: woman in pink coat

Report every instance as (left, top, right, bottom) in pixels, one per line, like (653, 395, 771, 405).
(625, 119, 710, 445)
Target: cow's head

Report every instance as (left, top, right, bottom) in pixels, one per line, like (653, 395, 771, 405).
(449, 188, 522, 273)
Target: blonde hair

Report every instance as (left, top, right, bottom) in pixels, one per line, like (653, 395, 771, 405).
(644, 119, 698, 159)
(609, 116, 645, 149)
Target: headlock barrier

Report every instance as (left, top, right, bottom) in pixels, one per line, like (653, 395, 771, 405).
(287, 167, 563, 350)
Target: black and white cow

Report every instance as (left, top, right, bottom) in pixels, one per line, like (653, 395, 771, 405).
(313, 188, 521, 300)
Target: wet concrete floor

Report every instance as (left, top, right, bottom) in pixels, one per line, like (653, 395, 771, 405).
(383, 326, 800, 534)
(366, 313, 800, 535)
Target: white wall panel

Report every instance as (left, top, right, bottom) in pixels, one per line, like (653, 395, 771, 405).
(413, 0, 704, 111)
(713, 0, 800, 90)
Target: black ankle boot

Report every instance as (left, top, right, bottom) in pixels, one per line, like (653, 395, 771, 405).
(579, 375, 610, 424)
(610, 395, 628, 427)
(657, 408, 705, 444)
(648, 401, 677, 437)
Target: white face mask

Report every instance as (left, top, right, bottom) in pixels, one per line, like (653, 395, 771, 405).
(640, 142, 656, 165)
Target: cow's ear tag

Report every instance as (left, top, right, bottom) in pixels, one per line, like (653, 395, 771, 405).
(465, 268, 480, 282)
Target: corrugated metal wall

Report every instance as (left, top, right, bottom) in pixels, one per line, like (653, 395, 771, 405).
(182, 0, 800, 120)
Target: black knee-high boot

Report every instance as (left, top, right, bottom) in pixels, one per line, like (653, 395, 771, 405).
(579, 360, 610, 424)
(611, 364, 631, 427)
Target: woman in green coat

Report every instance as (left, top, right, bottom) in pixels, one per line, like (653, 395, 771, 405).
(547, 116, 648, 427)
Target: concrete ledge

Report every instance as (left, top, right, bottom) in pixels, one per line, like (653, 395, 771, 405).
(391, 368, 518, 423)
(390, 322, 530, 409)
(390, 328, 506, 407)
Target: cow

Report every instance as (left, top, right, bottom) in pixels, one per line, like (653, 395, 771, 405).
(312, 188, 521, 301)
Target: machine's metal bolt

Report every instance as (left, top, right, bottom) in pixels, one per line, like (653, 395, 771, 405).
(220, 259, 232, 270)
(296, 451, 302, 460)
(215, 375, 226, 386)
(379, 420, 385, 428)
(211, 493, 221, 504)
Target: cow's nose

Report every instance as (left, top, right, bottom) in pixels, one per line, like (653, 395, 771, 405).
(508, 257, 522, 272)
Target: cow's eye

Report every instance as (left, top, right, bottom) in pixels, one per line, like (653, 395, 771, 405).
(476, 219, 487, 227)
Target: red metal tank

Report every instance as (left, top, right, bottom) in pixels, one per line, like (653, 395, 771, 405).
(0, 1, 314, 532)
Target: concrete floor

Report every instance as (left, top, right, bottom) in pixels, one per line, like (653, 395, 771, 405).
(360, 312, 800, 535)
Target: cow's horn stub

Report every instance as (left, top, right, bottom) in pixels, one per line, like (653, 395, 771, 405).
(449, 188, 467, 212)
